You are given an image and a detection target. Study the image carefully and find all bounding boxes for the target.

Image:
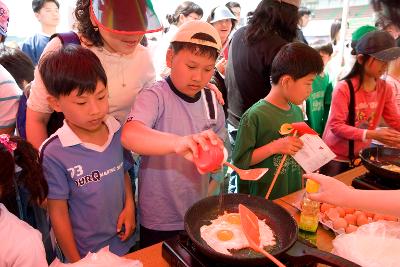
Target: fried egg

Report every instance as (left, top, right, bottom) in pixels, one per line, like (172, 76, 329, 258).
(200, 212, 276, 255)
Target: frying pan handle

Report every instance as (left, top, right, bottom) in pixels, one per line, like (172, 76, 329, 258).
(285, 240, 361, 267)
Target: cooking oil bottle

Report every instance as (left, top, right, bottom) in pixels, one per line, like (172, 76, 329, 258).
(299, 179, 320, 232)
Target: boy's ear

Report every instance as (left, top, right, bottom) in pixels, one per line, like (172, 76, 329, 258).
(34, 12, 40, 21)
(47, 95, 62, 113)
(280, 74, 293, 90)
(166, 48, 174, 68)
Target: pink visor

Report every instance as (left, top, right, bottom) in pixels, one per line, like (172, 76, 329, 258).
(90, 0, 163, 34)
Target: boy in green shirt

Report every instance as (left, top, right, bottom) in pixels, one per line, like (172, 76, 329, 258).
(306, 42, 334, 135)
(233, 42, 323, 199)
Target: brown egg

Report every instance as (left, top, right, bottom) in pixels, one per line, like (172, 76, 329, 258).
(373, 214, 386, 222)
(320, 203, 335, 213)
(364, 211, 375, 218)
(335, 207, 346, 218)
(354, 211, 365, 218)
(356, 214, 369, 226)
(383, 215, 398, 222)
(345, 224, 358, 234)
(343, 207, 356, 214)
(344, 214, 357, 225)
(326, 208, 340, 221)
(333, 218, 348, 230)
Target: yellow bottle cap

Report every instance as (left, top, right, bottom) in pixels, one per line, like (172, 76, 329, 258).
(306, 179, 320, 193)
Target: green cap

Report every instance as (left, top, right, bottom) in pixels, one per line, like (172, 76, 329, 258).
(352, 25, 377, 41)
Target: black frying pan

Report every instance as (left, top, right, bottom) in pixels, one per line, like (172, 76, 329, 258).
(360, 147, 400, 181)
(184, 194, 360, 266)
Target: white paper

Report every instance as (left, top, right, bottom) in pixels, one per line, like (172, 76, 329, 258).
(292, 134, 336, 173)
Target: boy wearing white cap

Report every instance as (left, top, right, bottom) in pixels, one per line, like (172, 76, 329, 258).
(122, 20, 226, 248)
(0, 1, 21, 135)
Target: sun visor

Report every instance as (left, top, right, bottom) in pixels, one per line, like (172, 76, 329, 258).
(90, 0, 163, 34)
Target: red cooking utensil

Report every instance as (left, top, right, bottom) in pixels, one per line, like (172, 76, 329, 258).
(193, 140, 269, 180)
(224, 162, 268, 181)
(239, 204, 286, 267)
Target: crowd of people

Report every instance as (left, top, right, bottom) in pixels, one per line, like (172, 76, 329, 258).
(1, 0, 400, 265)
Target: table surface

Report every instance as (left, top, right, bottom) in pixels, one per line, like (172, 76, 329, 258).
(125, 166, 367, 266)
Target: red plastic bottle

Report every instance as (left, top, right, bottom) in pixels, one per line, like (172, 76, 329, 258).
(193, 140, 227, 174)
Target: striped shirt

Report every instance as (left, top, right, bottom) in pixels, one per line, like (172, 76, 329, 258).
(0, 64, 20, 129)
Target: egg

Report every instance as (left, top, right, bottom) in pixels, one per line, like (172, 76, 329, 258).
(344, 214, 357, 225)
(343, 207, 355, 214)
(335, 207, 346, 218)
(356, 214, 368, 226)
(345, 224, 358, 234)
(373, 214, 386, 222)
(383, 215, 398, 222)
(354, 211, 365, 218)
(364, 211, 375, 218)
(326, 207, 340, 221)
(320, 203, 334, 213)
(200, 212, 276, 255)
(333, 217, 348, 230)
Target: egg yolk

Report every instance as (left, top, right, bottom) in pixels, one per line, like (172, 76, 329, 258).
(226, 214, 241, 225)
(217, 229, 234, 241)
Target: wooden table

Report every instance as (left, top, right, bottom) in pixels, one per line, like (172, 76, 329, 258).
(125, 166, 367, 266)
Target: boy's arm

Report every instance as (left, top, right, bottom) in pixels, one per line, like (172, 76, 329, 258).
(48, 199, 81, 263)
(117, 172, 135, 241)
(250, 136, 303, 166)
(122, 121, 222, 161)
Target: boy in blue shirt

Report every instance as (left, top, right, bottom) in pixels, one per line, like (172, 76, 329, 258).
(233, 42, 324, 199)
(122, 20, 226, 248)
(21, 0, 60, 65)
(39, 45, 135, 262)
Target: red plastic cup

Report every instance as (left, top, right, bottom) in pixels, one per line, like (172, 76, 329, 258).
(193, 140, 227, 174)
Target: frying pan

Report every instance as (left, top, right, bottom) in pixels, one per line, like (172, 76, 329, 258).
(360, 147, 400, 181)
(184, 194, 360, 266)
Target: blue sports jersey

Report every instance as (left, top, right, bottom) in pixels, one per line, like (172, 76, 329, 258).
(40, 116, 135, 257)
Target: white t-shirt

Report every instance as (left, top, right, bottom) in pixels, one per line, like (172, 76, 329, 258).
(0, 204, 47, 267)
(0, 65, 20, 129)
(27, 36, 156, 123)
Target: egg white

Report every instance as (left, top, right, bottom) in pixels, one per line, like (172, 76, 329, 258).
(200, 212, 276, 255)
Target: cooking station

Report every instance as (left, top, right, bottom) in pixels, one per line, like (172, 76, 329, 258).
(125, 167, 368, 266)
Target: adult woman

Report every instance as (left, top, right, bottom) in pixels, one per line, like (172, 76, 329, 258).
(26, 0, 162, 149)
(154, 1, 203, 79)
(207, 5, 236, 116)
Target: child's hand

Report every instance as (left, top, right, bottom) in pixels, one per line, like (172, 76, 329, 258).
(369, 128, 400, 147)
(206, 82, 225, 105)
(216, 58, 227, 75)
(174, 129, 224, 162)
(304, 173, 352, 207)
(271, 136, 303, 155)
(117, 204, 136, 241)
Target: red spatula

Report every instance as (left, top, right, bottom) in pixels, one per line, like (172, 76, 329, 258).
(238, 204, 286, 267)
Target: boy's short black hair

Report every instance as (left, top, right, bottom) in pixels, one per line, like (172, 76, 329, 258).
(271, 42, 323, 85)
(0, 44, 34, 89)
(32, 0, 59, 13)
(39, 44, 107, 98)
(170, 32, 219, 60)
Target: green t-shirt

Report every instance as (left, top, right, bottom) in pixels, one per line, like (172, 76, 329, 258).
(232, 100, 303, 199)
(306, 73, 333, 135)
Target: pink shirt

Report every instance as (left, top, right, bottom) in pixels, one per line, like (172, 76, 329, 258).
(385, 74, 400, 112)
(323, 78, 400, 160)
